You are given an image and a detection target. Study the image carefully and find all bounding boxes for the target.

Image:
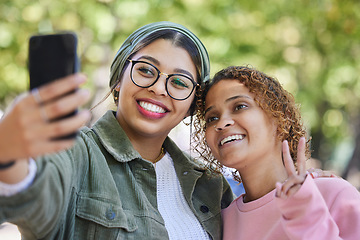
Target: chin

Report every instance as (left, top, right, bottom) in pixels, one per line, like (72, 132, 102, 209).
(140, 124, 172, 137)
(220, 155, 244, 168)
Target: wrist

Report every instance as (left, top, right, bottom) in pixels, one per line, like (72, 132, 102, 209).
(0, 159, 29, 184)
(0, 160, 16, 170)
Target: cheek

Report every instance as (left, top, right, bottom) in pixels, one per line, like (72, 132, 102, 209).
(118, 77, 139, 98)
(175, 98, 193, 116)
(205, 131, 216, 152)
(265, 116, 279, 137)
(118, 66, 134, 89)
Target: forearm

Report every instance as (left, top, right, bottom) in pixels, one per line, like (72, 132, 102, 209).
(0, 156, 72, 238)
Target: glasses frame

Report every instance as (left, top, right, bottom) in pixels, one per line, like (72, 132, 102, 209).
(127, 59, 199, 101)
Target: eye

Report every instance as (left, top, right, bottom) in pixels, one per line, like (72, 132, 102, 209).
(169, 75, 191, 89)
(135, 64, 156, 78)
(205, 116, 219, 125)
(234, 104, 247, 111)
(138, 67, 155, 77)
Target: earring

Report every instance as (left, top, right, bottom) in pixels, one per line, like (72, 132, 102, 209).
(113, 87, 119, 101)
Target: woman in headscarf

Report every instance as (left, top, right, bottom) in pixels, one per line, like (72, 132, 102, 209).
(0, 22, 234, 240)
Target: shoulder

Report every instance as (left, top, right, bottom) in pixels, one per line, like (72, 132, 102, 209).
(56, 126, 106, 166)
(72, 126, 100, 151)
(222, 197, 239, 213)
(314, 177, 356, 193)
(313, 176, 360, 238)
(313, 177, 360, 203)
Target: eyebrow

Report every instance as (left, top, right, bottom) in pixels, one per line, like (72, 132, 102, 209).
(226, 95, 251, 102)
(204, 94, 252, 115)
(136, 55, 160, 65)
(135, 55, 195, 80)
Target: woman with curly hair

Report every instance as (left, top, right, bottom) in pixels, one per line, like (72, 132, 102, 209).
(195, 65, 360, 239)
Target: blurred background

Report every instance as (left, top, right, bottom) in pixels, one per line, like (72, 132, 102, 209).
(0, 0, 359, 238)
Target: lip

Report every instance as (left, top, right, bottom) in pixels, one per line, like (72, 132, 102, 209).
(136, 98, 170, 119)
(218, 134, 246, 147)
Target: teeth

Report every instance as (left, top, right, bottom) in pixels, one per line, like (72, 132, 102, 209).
(220, 135, 244, 146)
(139, 101, 166, 113)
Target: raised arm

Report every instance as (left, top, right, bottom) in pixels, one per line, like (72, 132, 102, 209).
(0, 74, 91, 184)
(274, 138, 360, 239)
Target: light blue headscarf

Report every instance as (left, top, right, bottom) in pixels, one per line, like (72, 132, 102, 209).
(109, 21, 210, 88)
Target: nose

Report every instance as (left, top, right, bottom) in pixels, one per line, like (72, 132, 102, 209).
(148, 73, 168, 97)
(215, 117, 234, 132)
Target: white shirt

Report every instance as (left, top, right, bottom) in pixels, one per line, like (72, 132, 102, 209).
(155, 152, 210, 240)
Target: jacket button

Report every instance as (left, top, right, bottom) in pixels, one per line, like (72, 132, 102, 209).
(106, 210, 116, 220)
(200, 205, 209, 213)
(183, 171, 188, 175)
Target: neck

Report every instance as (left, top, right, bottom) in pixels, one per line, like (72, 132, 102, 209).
(129, 134, 167, 163)
(115, 112, 168, 163)
(240, 156, 287, 203)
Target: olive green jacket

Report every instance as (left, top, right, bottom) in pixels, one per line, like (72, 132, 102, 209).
(0, 111, 234, 239)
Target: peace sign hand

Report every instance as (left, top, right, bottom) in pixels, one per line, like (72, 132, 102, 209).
(275, 137, 307, 200)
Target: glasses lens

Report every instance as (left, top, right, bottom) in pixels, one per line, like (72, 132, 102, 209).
(130, 60, 196, 100)
(167, 75, 195, 100)
(131, 61, 158, 87)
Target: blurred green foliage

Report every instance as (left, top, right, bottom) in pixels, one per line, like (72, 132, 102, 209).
(1, 0, 359, 171)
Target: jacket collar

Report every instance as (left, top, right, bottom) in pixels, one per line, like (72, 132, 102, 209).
(91, 110, 205, 173)
(92, 110, 142, 162)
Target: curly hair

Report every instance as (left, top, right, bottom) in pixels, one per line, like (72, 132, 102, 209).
(193, 65, 311, 182)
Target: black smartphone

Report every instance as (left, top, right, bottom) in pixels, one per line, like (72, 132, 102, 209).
(28, 32, 80, 140)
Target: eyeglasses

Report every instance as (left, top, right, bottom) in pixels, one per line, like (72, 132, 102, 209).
(127, 59, 199, 100)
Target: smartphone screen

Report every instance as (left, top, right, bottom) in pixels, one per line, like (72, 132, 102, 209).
(29, 32, 79, 89)
(28, 32, 80, 139)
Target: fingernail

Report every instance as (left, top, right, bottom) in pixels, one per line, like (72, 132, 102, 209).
(310, 172, 318, 178)
(75, 73, 87, 83)
(80, 110, 92, 119)
(79, 89, 90, 97)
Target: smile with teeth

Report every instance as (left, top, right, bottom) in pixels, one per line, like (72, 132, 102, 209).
(139, 101, 166, 113)
(220, 134, 245, 146)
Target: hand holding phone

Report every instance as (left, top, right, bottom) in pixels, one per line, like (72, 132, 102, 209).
(0, 74, 90, 163)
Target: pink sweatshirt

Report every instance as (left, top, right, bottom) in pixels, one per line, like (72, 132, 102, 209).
(222, 175, 360, 240)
